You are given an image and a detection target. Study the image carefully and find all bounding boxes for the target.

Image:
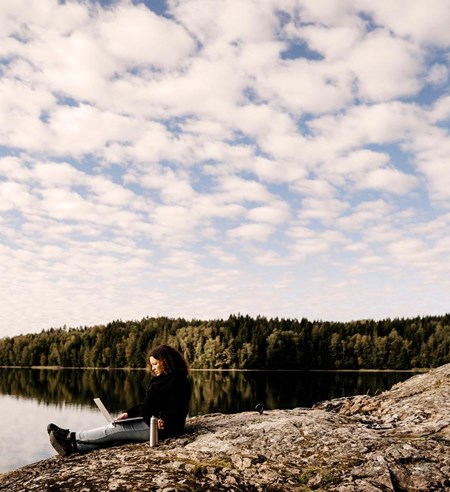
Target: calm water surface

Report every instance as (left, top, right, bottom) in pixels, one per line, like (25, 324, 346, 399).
(0, 368, 417, 473)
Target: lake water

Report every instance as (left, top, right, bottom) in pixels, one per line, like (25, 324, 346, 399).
(0, 368, 417, 474)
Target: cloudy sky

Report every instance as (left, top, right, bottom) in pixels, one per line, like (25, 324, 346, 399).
(1, 0, 449, 337)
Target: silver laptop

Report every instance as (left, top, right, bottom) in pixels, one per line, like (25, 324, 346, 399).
(94, 398, 144, 425)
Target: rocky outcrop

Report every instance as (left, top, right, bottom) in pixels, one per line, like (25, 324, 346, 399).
(1, 364, 450, 491)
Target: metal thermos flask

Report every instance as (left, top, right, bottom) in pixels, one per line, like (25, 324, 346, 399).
(150, 416, 158, 447)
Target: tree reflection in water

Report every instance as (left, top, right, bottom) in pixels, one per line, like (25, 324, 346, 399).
(0, 368, 414, 415)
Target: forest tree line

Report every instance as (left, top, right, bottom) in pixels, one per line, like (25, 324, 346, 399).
(0, 314, 449, 370)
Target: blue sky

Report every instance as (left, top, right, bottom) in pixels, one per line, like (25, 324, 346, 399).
(1, 0, 449, 337)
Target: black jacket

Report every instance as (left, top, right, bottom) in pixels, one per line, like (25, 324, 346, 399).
(126, 372, 191, 437)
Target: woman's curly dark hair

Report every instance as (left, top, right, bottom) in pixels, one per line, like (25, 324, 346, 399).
(148, 344, 190, 376)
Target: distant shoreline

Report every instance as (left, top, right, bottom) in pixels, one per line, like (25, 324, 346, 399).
(0, 365, 430, 373)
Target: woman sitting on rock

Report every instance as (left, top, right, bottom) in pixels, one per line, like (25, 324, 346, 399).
(48, 344, 191, 456)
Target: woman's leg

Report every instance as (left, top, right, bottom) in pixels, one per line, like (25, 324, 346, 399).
(75, 420, 150, 454)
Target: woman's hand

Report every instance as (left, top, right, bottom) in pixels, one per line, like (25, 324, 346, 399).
(116, 412, 129, 420)
(157, 418, 165, 430)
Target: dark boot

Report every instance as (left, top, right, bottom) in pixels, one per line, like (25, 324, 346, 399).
(49, 430, 78, 456)
(47, 423, 69, 440)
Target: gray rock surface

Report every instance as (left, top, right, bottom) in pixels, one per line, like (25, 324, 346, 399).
(1, 363, 450, 491)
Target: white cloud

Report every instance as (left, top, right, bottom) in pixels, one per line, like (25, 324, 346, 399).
(228, 222, 275, 242)
(336, 200, 392, 232)
(363, 0, 450, 47)
(98, 3, 196, 69)
(347, 28, 422, 101)
(388, 237, 431, 262)
(309, 101, 426, 151)
(192, 195, 245, 221)
(88, 175, 144, 208)
(333, 149, 390, 173)
(217, 175, 274, 203)
(430, 94, 450, 122)
(357, 167, 418, 194)
(151, 204, 201, 242)
(45, 104, 139, 155)
(405, 128, 450, 202)
(0, 181, 34, 211)
(257, 59, 353, 114)
(32, 161, 86, 187)
(207, 246, 238, 265)
(299, 197, 350, 223)
(311, 149, 417, 195)
(0, 0, 89, 35)
(0, 156, 30, 181)
(246, 201, 290, 224)
(295, 24, 363, 61)
(426, 63, 449, 86)
(37, 32, 112, 97)
(292, 178, 338, 199)
(38, 188, 98, 221)
(169, 0, 276, 45)
(287, 226, 346, 260)
(228, 104, 296, 143)
(296, 0, 357, 26)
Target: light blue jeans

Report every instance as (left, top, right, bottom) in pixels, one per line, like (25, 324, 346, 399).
(75, 420, 150, 454)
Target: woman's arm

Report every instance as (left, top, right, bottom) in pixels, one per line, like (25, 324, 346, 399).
(126, 376, 162, 418)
